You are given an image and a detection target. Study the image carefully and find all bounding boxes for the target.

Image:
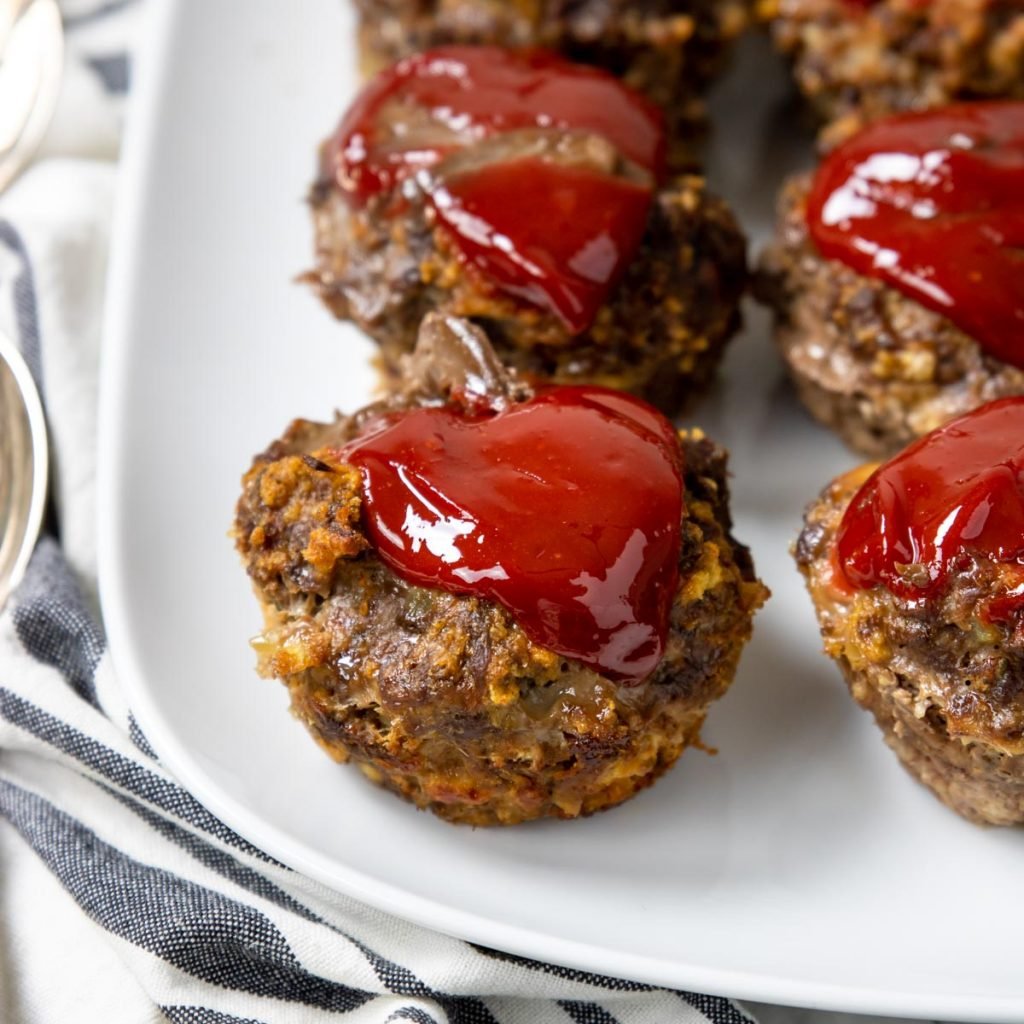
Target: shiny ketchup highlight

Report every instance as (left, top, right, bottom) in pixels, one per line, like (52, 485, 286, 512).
(836, 398, 1024, 609)
(429, 160, 652, 332)
(331, 46, 666, 333)
(806, 102, 1024, 368)
(344, 387, 684, 685)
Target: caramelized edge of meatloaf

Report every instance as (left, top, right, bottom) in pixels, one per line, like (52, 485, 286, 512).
(760, 0, 1024, 147)
(308, 168, 748, 417)
(796, 464, 1024, 826)
(755, 172, 1024, 458)
(234, 315, 767, 825)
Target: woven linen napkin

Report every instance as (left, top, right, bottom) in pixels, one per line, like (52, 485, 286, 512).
(0, 2, 762, 1021)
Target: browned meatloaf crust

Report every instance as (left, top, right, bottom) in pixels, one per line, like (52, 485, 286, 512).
(755, 172, 1024, 458)
(308, 161, 747, 416)
(796, 464, 1024, 825)
(354, 0, 748, 167)
(760, 0, 1024, 147)
(234, 315, 767, 826)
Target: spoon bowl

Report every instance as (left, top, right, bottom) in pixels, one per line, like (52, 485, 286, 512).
(0, 328, 47, 609)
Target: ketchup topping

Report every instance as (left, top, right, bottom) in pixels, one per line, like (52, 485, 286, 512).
(344, 386, 684, 685)
(836, 398, 1024, 610)
(807, 102, 1024, 368)
(334, 46, 666, 204)
(430, 159, 653, 333)
(330, 45, 666, 333)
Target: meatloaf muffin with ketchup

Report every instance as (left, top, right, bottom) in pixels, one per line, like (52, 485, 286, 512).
(760, 0, 1024, 147)
(353, 0, 747, 164)
(234, 314, 767, 826)
(797, 398, 1024, 826)
(757, 101, 1024, 457)
(307, 45, 747, 415)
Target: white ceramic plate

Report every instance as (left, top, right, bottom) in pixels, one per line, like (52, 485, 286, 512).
(99, 1, 1024, 1018)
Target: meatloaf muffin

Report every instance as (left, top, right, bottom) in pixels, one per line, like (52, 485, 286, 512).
(234, 314, 767, 826)
(353, 0, 748, 165)
(760, 0, 1024, 148)
(796, 399, 1024, 825)
(757, 102, 1024, 457)
(308, 46, 747, 415)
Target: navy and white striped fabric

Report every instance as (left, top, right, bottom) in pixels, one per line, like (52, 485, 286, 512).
(0, 2, 763, 1021)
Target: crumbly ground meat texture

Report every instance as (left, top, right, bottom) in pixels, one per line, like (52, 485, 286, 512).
(234, 316, 766, 826)
(353, 0, 748, 168)
(755, 173, 1024, 458)
(796, 464, 1024, 826)
(308, 169, 747, 416)
(760, 0, 1024, 147)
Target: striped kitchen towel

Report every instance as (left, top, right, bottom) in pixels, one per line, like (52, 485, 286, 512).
(0, 1, 760, 1021)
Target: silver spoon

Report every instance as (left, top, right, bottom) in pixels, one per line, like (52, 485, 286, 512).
(0, 328, 47, 609)
(0, 0, 62, 608)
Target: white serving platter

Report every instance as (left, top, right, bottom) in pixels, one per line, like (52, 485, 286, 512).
(98, 0, 1024, 1018)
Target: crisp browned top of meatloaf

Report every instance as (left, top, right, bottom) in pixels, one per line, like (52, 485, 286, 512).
(755, 172, 1024, 457)
(356, 0, 746, 61)
(761, 0, 1024, 147)
(308, 150, 747, 415)
(234, 315, 767, 824)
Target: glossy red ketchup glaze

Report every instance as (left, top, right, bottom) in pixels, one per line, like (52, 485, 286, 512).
(431, 159, 652, 333)
(836, 398, 1024, 613)
(807, 102, 1024, 368)
(334, 46, 665, 202)
(331, 45, 666, 332)
(344, 387, 684, 685)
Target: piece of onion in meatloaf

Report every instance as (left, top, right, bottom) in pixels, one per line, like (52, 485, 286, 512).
(352, 0, 748, 166)
(306, 45, 747, 416)
(796, 398, 1024, 826)
(759, 0, 1024, 148)
(757, 101, 1024, 459)
(234, 314, 767, 826)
